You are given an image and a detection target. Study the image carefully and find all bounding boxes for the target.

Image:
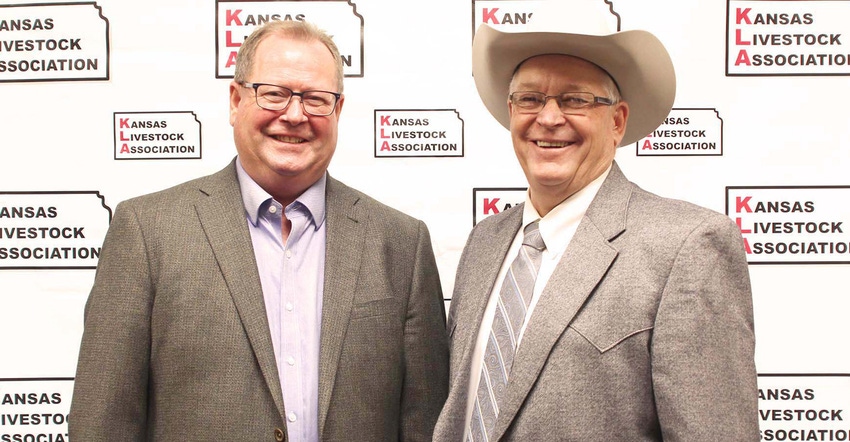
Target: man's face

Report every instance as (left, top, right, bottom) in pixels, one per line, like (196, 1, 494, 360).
(229, 33, 344, 200)
(508, 54, 628, 214)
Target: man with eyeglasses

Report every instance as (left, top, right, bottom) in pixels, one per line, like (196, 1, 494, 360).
(70, 20, 449, 442)
(434, 3, 758, 441)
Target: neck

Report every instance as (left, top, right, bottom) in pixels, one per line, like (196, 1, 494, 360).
(529, 191, 572, 218)
(258, 173, 322, 208)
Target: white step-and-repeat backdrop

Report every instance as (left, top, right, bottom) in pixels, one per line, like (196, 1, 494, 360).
(2, 0, 850, 440)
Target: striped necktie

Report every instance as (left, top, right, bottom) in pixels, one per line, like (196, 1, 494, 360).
(468, 220, 546, 441)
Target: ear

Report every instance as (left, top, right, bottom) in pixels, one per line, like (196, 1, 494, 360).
(333, 94, 345, 117)
(229, 81, 243, 127)
(611, 100, 629, 145)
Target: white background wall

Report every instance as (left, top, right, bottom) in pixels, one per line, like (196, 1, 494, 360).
(2, 0, 849, 439)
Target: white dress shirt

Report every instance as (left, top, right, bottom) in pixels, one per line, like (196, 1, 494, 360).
(463, 166, 611, 433)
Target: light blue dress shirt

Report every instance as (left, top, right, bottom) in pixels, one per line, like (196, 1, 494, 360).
(236, 159, 326, 442)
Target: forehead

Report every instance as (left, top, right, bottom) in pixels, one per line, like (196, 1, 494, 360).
(251, 34, 336, 79)
(511, 54, 612, 90)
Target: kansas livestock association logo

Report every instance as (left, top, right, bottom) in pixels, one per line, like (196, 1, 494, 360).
(473, 188, 526, 225)
(374, 110, 464, 158)
(0, 192, 111, 269)
(0, 3, 109, 82)
(215, 1, 364, 78)
(727, 186, 850, 264)
(113, 112, 202, 160)
(637, 109, 724, 156)
(727, 0, 850, 75)
(472, 0, 619, 36)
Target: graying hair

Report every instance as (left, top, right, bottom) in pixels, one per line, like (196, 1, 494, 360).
(233, 20, 344, 93)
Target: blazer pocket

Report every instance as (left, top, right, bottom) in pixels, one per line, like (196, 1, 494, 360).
(350, 298, 400, 319)
(569, 324, 653, 354)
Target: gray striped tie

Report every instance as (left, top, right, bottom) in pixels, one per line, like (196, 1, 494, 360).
(468, 220, 546, 442)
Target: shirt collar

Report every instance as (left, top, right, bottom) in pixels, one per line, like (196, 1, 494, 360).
(522, 164, 611, 253)
(235, 157, 327, 230)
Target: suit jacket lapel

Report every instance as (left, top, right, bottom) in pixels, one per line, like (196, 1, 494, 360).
(450, 208, 522, 386)
(436, 207, 522, 437)
(493, 163, 632, 439)
(193, 160, 286, 419)
(317, 176, 365, 438)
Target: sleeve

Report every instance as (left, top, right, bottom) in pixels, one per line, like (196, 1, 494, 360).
(651, 214, 760, 441)
(69, 201, 153, 442)
(399, 220, 450, 442)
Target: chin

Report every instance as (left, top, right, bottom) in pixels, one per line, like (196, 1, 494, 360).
(529, 167, 576, 184)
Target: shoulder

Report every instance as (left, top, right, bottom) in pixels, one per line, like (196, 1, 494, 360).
(627, 184, 737, 234)
(590, 165, 743, 256)
(117, 165, 234, 211)
(609, 183, 745, 265)
(470, 202, 522, 237)
(327, 176, 425, 233)
(593, 163, 737, 237)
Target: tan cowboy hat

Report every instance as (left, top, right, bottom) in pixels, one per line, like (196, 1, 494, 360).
(471, 1, 676, 146)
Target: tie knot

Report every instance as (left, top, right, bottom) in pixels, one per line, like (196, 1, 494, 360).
(522, 220, 546, 251)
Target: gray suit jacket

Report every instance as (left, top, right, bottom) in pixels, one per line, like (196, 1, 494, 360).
(433, 163, 758, 441)
(69, 160, 449, 441)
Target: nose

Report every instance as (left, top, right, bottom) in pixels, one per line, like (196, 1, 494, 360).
(535, 97, 566, 127)
(280, 96, 308, 124)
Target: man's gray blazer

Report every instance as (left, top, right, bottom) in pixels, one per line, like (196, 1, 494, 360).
(69, 160, 449, 441)
(433, 162, 758, 441)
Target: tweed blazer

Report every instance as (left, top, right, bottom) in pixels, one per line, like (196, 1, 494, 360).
(433, 162, 759, 441)
(69, 159, 449, 441)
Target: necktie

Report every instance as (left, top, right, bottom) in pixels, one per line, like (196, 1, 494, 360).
(468, 220, 546, 442)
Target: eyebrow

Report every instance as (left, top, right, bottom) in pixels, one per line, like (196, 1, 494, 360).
(511, 83, 595, 93)
(514, 79, 589, 88)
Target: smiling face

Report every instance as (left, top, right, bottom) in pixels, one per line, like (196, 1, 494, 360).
(508, 54, 628, 216)
(229, 33, 344, 205)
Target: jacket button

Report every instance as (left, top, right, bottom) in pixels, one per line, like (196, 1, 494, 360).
(274, 427, 285, 441)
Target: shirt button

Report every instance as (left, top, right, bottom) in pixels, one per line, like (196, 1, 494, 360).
(285, 250, 292, 258)
(288, 412, 297, 422)
(287, 356, 295, 366)
(269, 205, 277, 214)
(285, 302, 294, 312)
(274, 427, 285, 441)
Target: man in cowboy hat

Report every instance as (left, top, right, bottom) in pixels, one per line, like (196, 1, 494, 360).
(433, 2, 758, 441)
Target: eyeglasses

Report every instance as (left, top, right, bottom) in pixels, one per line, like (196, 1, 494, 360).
(509, 91, 616, 114)
(241, 82, 341, 116)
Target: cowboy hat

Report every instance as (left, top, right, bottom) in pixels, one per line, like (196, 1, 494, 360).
(471, 1, 676, 146)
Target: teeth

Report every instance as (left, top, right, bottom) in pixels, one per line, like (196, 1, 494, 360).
(274, 135, 305, 143)
(537, 141, 568, 147)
